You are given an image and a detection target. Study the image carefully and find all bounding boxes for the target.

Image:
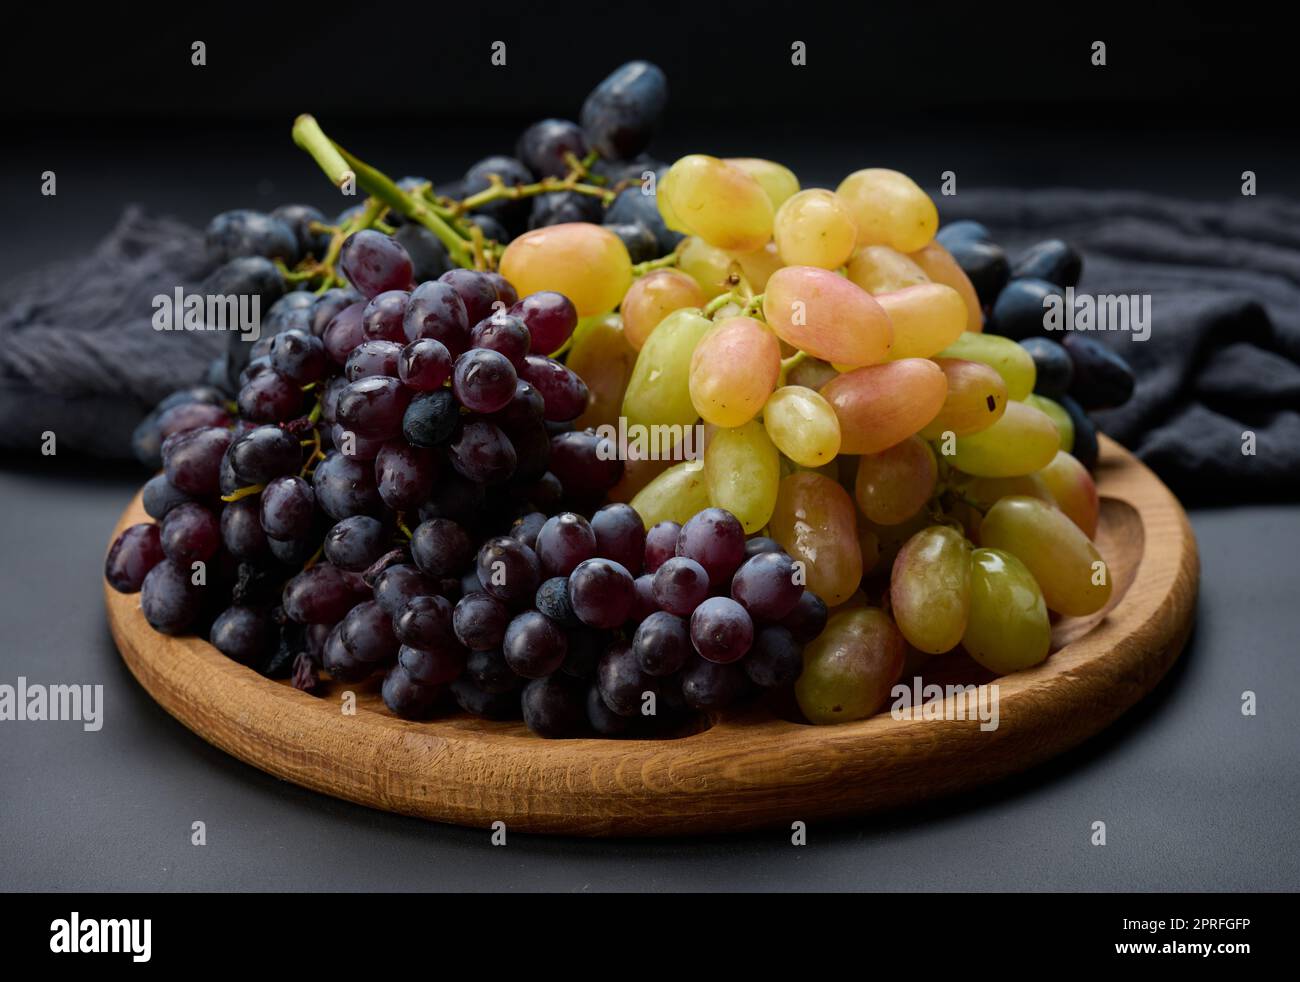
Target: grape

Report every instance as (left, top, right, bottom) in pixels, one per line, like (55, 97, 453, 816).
(535, 512, 598, 577)
(773, 188, 858, 269)
(590, 503, 646, 575)
(701, 420, 779, 534)
(269, 328, 327, 383)
(338, 230, 413, 298)
(1061, 396, 1099, 470)
(689, 596, 753, 664)
(205, 209, 298, 264)
(454, 591, 511, 650)
(375, 440, 437, 511)
(518, 355, 590, 421)
(950, 400, 1061, 478)
(141, 475, 192, 521)
(209, 606, 276, 666)
(603, 221, 657, 263)
(272, 203, 330, 261)
(762, 386, 841, 468)
(466, 648, 520, 694)
(403, 280, 470, 355)
(324, 515, 389, 571)
(157, 402, 230, 439)
(105, 523, 165, 593)
(312, 451, 381, 519)
(963, 548, 1051, 673)
(889, 526, 971, 654)
(381, 665, 443, 720)
(531, 576, 574, 626)
(547, 429, 623, 499)
(371, 564, 442, 617)
(919, 358, 1009, 439)
(745, 626, 802, 688)
(629, 461, 711, 529)
(908, 240, 984, 331)
(433, 270, 495, 327)
(606, 183, 681, 255)
(1025, 393, 1074, 452)
(936, 331, 1036, 400)
(336, 376, 411, 440)
(835, 169, 937, 252)
(1062, 335, 1136, 410)
(876, 283, 967, 359)
(503, 610, 568, 678)
(566, 315, 637, 432)
(659, 154, 773, 252)
(452, 677, 522, 720)
(410, 519, 472, 577)
(763, 266, 892, 367)
(396, 338, 453, 391)
(259, 475, 315, 540)
(587, 684, 632, 737)
(621, 307, 713, 435)
(402, 389, 459, 447)
(320, 375, 348, 425)
(509, 511, 548, 549)
(268, 534, 318, 567)
(140, 559, 202, 634)
(562, 627, 604, 680)
(795, 607, 905, 724)
(469, 314, 531, 371)
(628, 610, 688, 678)
(730, 551, 802, 621)
(643, 521, 681, 573)
(237, 370, 304, 423)
(780, 590, 829, 643)
(988, 278, 1062, 341)
(448, 419, 516, 484)
(163, 426, 232, 496)
(529, 190, 603, 229)
(652, 556, 710, 617)
(568, 558, 635, 629)
(322, 301, 369, 365)
(945, 237, 1011, 307)
(312, 288, 363, 338)
(1038, 450, 1100, 538)
(580, 60, 668, 159)
(677, 236, 735, 298)
(819, 359, 947, 454)
(345, 339, 402, 382)
(620, 270, 705, 352)
(516, 118, 589, 178)
(477, 536, 542, 606)
(770, 472, 861, 606)
(394, 224, 454, 283)
(331, 423, 384, 460)
(675, 508, 745, 589)
(1020, 337, 1074, 400)
(337, 600, 401, 666)
(361, 290, 411, 343)
(742, 536, 781, 558)
(509, 291, 578, 356)
(979, 495, 1112, 616)
(522, 675, 588, 738)
(597, 642, 656, 717)
(853, 436, 937, 525)
(845, 244, 929, 294)
(630, 572, 658, 622)
(724, 158, 800, 209)
(451, 348, 518, 414)
(398, 642, 464, 690)
(499, 224, 631, 320)
(688, 317, 781, 428)
(680, 656, 745, 711)
(392, 594, 456, 651)
(283, 563, 364, 624)
(219, 498, 269, 561)
(1011, 239, 1083, 289)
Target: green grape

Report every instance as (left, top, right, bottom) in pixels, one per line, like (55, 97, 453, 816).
(890, 526, 971, 654)
(835, 168, 939, 252)
(725, 158, 801, 209)
(820, 358, 947, 454)
(920, 358, 1008, 439)
(678, 236, 736, 299)
(948, 401, 1060, 477)
(1025, 394, 1075, 453)
(876, 283, 968, 360)
(629, 460, 711, 528)
(786, 356, 839, 391)
(622, 307, 714, 439)
(762, 385, 842, 467)
(569, 312, 637, 431)
(660, 154, 774, 252)
(908, 241, 983, 332)
(763, 266, 893, 368)
(689, 316, 781, 427)
(1037, 450, 1099, 538)
(853, 435, 937, 525)
(795, 607, 906, 724)
(959, 472, 1054, 514)
(728, 241, 783, 291)
(935, 332, 1037, 400)
(704, 420, 780, 533)
(773, 189, 858, 270)
(979, 495, 1112, 616)
(962, 548, 1052, 673)
(845, 244, 930, 295)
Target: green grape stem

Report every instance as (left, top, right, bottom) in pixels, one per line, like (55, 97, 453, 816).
(631, 252, 681, 277)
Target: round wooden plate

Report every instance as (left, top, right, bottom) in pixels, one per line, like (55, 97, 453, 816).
(106, 436, 1198, 836)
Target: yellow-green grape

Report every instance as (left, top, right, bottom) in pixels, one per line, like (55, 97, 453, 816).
(786, 356, 839, 391)
(819, 358, 947, 455)
(688, 316, 781, 427)
(920, 358, 1008, 439)
(656, 165, 686, 231)
(763, 266, 893, 367)
(1037, 450, 1099, 538)
(979, 495, 1112, 616)
(728, 240, 783, 291)
(704, 420, 780, 533)
(962, 548, 1052, 674)
(568, 313, 638, 431)
(908, 241, 984, 332)
(959, 472, 1055, 516)
(678, 236, 736, 299)
(835, 168, 939, 253)
(876, 283, 968, 360)
(621, 307, 713, 438)
(660, 154, 774, 252)
(795, 607, 906, 724)
(845, 244, 930, 295)
(935, 332, 1036, 400)
(853, 435, 937, 525)
(620, 269, 707, 351)
(1025, 394, 1075, 453)
(773, 189, 858, 270)
(499, 222, 631, 317)
(948, 401, 1061, 477)
(762, 385, 842, 468)
(724, 158, 801, 209)
(629, 460, 711, 528)
(889, 526, 971, 654)
(769, 471, 862, 606)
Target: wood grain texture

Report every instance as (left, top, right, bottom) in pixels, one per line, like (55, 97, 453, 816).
(105, 436, 1198, 836)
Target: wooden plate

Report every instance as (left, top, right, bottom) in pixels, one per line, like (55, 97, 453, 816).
(106, 436, 1198, 836)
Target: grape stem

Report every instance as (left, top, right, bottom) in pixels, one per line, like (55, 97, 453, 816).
(452, 172, 617, 216)
(631, 252, 680, 277)
(221, 484, 265, 503)
(778, 349, 806, 385)
(702, 292, 738, 317)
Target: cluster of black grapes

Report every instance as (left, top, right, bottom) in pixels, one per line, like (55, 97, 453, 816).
(938, 222, 1137, 469)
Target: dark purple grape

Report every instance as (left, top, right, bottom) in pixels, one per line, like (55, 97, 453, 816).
(466, 648, 520, 694)
(522, 675, 588, 738)
(345, 340, 403, 381)
(402, 389, 460, 448)
(586, 684, 631, 736)
(398, 338, 452, 391)
(743, 536, 785, 559)
(321, 375, 349, 425)
(1011, 238, 1083, 289)
(374, 441, 436, 511)
(238, 354, 272, 389)
(591, 503, 645, 575)
(476, 537, 541, 606)
(676, 508, 746, 590)
(324, 515, 389, 571)
(283, 563, 365, 624)
(451, 677, 523, 720)
(510, 291, 578, 356)
(142, 475, 192, 521)
(644, 521, 681, 574)
(529, 191, 602, 228)
(745, 626, 802, 688)
(1061, 395, 1099, 469)
(337, 600, 401, 666)
(238, 370, 304, 422)
(1063, 334, 1136, 410)
(336, 376, 411, 440)
(469, 314, 530, 369)
(633, 610, 691, 677)
(157, 402, 230, 439)
(219, 498, 269, 561)
(535, 576, 577, 626)
(209, 606, 277, 666)
(448, 419, 516, 485)
(160, 502, 220, 564)
(509, 511, 547, 549)
(680, 656, 745, 711)
(371, 564, 442, 616)
(453, 348, 518, 414)
(490, 380, 546, 432)
(1021, 337, 1074, 401)
(606, 184, 681, 255)
(439, 268, 499, 326)
(503, 418, 551, 483)
(568, 558, 635, 629)
(312, 452, 381, 519)
(381, 664, 443, 719)
(399, 642, 465, 686)
(460, 568, 485, 598)
(163, 426, 233, 496)
(268, 534, 319, 567)
(483, 272, 518, 308)
(393, 595, 456, 651)
(518, 356, 589, 421)
(105, 523, 165, 593)
(460, 157, 533, 233)
(988, 277, 1062, 341)
(603, 221, 657, 264)
(323, 301, 368, 364)
(339, 229, 413, 299)
(330, 422, 384, 460)
(652, 557, 710, 617)
(361, 289, 411, 342)
(411, 519, 473, 577)
(730, 551, 802, 621)
(259, 475, 315, 540)
(689, 596, 753, 664)
(269, 328, 327, 383)
(780, 590, 828, 643)
(419, 471, 485, 524)
(454, 592, 511, 650)
(561, 628, 603, 679)
(140, 559, 202, 634)
(630, 573, 657, 622)
(503, 610, 568, 678)
(945, 236, 1009, 307)
(312, 288, 363, 338)
(205, 209, 298, 264)
(394, 224, 453, 283)
(527, 472, 564, 513)
(516, 118, 589, 179)
(580, 61, 668, 160)
(597, 642, 656, 717)
(535, 512, 597, 577)
(229, 425, 300, 485)
(403, 280, 470, 355)
(320, 623, 368, 682)
(272, 203, 330, 261)
(547, 429, 622, 500)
